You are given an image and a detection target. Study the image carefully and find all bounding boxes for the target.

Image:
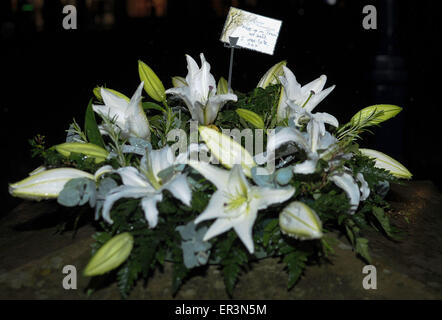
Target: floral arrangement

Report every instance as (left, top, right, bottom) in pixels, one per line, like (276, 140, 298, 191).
(9, 53, 412, 298)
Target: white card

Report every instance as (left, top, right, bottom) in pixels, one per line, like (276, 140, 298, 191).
(220, 7, 282, 55)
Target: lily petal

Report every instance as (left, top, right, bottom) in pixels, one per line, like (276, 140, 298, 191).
(141, 193, 163, 228)
(116, 167, 153, 189)
(329, 172, 360, 214)
(101, 185, 151, 224)
(232, 211, 258, 253)
(252, 186, 295, 210)
(188, 160, 230, 191)
(163, 174, 192, 206)
(194, 191, 227, 223)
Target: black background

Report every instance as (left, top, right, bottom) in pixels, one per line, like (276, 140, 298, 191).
(1, 0, 441, 212)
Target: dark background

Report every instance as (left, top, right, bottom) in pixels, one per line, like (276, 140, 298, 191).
(1, 0, 441, 213)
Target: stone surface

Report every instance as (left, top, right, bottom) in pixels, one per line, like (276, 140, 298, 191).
(1, 181, 441, 299)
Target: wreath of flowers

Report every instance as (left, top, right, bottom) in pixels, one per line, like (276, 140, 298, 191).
(9, 52, 412, 298)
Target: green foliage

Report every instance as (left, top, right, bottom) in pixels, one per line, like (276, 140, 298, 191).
(349, 153, 398, 188)
(283, 251, 308, 289)
(84, 98, 105, 148)
(213, 231, 249, 297)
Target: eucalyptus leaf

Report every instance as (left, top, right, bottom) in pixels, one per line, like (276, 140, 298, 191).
(57, 177, 97, 208)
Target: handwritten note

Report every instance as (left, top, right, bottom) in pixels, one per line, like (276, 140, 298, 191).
(220, 7, 282, 55)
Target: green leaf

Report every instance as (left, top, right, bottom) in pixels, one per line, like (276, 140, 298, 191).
(84, 98, 105, 148)
(117, 260, 141, 299)
(138, 60, 166, 102)
(355, 237, 372, 263)
(372, 206, 397, 239)
(283, 251, 307, 289)
(142, 102, 166, 113)
(236, 108, 265, 129)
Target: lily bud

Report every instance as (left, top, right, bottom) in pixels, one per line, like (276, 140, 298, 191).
(171, 76, 188, 88)
(217, 76, 229, 94)
(83, 232, 134, 276)
(257, 60, 287, 88)
(236, 108, 265, 129)
(350, 104, 402, 126)
(138, 60, 166, 102)
(93, 87, 130, 102)
(9, 168, 95, 200)
(198, 126, 256, 177)
(279, 201, 323, 240)
(54, 142, 109, 163)
(359, 148, 412, 179)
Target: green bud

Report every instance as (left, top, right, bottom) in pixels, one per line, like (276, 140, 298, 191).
(84, 232, 134, 277)
(236, 108, 265, 129)
(257, 60, 287, 88)
(198, 126, 256, 177)
(217, 76, 229, 95)
(138, 60, 166, 102)
(359, 148, 412, 179)
(171, 76, 188, 88)
(93, 87, 130, 102)
(279, 201, 323, 240)
(54, 142, 109, 163)
(350, 104, 402, 126)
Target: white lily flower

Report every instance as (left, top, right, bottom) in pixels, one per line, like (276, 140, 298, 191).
(328, 169, 370, 214)
(101, 146, 191, 228)
(277, 66, 336, 122)
(165, 53, 237, 125)
(259, 126, 338, 175)
(189, 162, 295, 253)
(93, 82, 151, 140)
(9, 168, 95, 200)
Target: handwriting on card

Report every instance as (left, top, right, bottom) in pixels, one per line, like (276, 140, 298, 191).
(220, 7, 282, 55)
